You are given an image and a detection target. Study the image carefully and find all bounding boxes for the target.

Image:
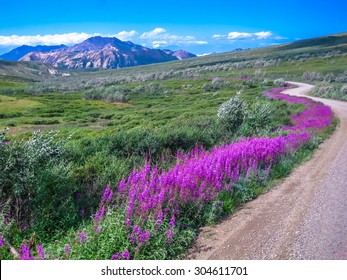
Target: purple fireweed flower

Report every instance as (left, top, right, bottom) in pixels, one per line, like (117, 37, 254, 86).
(169, 215, 175, 228)
(95, 226, 102, 233)
(19, 245, 34, 260)
(133, 225, 142, 235)
(102, 185, 113, 203)
(139, 231, 151, 244)
(95, 85, 333, 254)
(79, 209, 84, 216)
(79, 231, 87, 244)
(157, 211, 163, 225)
(121, 250, 130, 260)
(125, 218, 131, 227)
(64, 245, 71, 254)
(166, 229, 174, 243)
(111, 253, 120, 260)
(130, 233, 136, 245)
(36, 245, 45, 260)
(95, 207, 106, 223)
(0, 237, 4, 248)
(118, 179, 126, 198)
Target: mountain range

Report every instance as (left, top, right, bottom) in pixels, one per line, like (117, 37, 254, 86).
(0, 37, 196, 69)
(0, 45, 66, 61)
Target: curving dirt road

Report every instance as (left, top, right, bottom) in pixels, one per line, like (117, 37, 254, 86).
(188, 82, 347, 260)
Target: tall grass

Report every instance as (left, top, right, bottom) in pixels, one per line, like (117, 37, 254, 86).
(0, 85, 334, 260)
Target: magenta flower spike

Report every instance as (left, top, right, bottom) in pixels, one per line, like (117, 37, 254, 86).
(19, 245, 34, 260)
(121, 250, 130, 260)
(91, 85, 333, 256)
(36, 245, 45, 260)
(79, 231, 87, 244)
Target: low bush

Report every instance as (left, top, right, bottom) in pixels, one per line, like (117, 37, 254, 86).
(133, 83, 165, 95)
(29, 119, 60, 125)
(0, 131, 79, 236)
(217, 95, 248, 131)
(202, 77, 230, 92)
(340, 84, 347, 95)
(83, 86, 130, 102)
(302, 71, 324, 82)
(323, 73, 335, 83)
(274, 78, 286, 87)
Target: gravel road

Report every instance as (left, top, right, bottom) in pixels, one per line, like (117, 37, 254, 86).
(188, 82, 347, 260)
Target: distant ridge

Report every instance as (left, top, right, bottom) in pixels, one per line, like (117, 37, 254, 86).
(17, 36, 196, 69)
(163, 49, 197, 60)
(0, 45, 66, 61)
(277, 32, 347, 50)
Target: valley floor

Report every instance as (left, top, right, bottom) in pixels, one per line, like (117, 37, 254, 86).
(188, 82, 347, 259)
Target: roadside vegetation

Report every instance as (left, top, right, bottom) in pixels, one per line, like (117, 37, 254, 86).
(0, 33, 345, 259)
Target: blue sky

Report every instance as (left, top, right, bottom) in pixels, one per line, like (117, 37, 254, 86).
(1, 0, 346, 55)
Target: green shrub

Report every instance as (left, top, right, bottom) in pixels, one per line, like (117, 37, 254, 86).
(133, 83, 165, 95)
(29, 119, 60, 125)
(217, 95, 248, 131)
(83, 86, 130, 102)
(240, 100, 274, 136)
(274, 78, 286, 87)
(0, 131, 79, 238)
(302, 71, 324, 82)
(341, 84, 347, 95)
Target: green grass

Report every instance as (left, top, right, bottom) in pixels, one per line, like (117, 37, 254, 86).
(0, 79, 250, 136)
(0, 31, 345, 260)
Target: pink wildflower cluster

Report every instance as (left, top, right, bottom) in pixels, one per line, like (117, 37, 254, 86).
(103, 86, 334, 259)
(111, 249, 130, 260)
(263, 87, 333, 132)
(19, 245, 34, 260)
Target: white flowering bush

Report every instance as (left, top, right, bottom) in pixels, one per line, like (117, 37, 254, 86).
(0, 130, 77, 234)
(335, 71, 347, 83)
(274, 78, 286, 87)
(217, 96, 248, 130)
(323, 73, 335, 83)
(302, 72, 324, 82)
(318, 85, 334, 95)
(202, 77, 230, 92)
(83, 86, 130, 102)
(341, 84, 347, 95)
(133, 83, 164, 95)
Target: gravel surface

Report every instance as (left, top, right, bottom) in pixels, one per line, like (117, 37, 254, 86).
(188, 82, 347, 260)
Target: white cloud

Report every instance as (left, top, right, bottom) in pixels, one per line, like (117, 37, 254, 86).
(0, 31, 140, 46)
(228, 32, 253, 39)
(197, 53, 212, 57)
(152, 41, 168, 48)
(115, 30, 138, 41)
(140, 28, 167, 39)
(274, 36, 287, 40)
(140, 27, 208, 48)
(212, 31, 276, 41)
(0, 33, 98, 46)
(0, 28, 208, 50)
(212, 34, 226, 39)
(254, 31, 272, 39)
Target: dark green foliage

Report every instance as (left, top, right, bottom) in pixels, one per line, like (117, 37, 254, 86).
(83, 86, 130, 102)
(29, 119, 60, 125)
(0, 131, 80, 237)
(0, 32, 344, 259)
